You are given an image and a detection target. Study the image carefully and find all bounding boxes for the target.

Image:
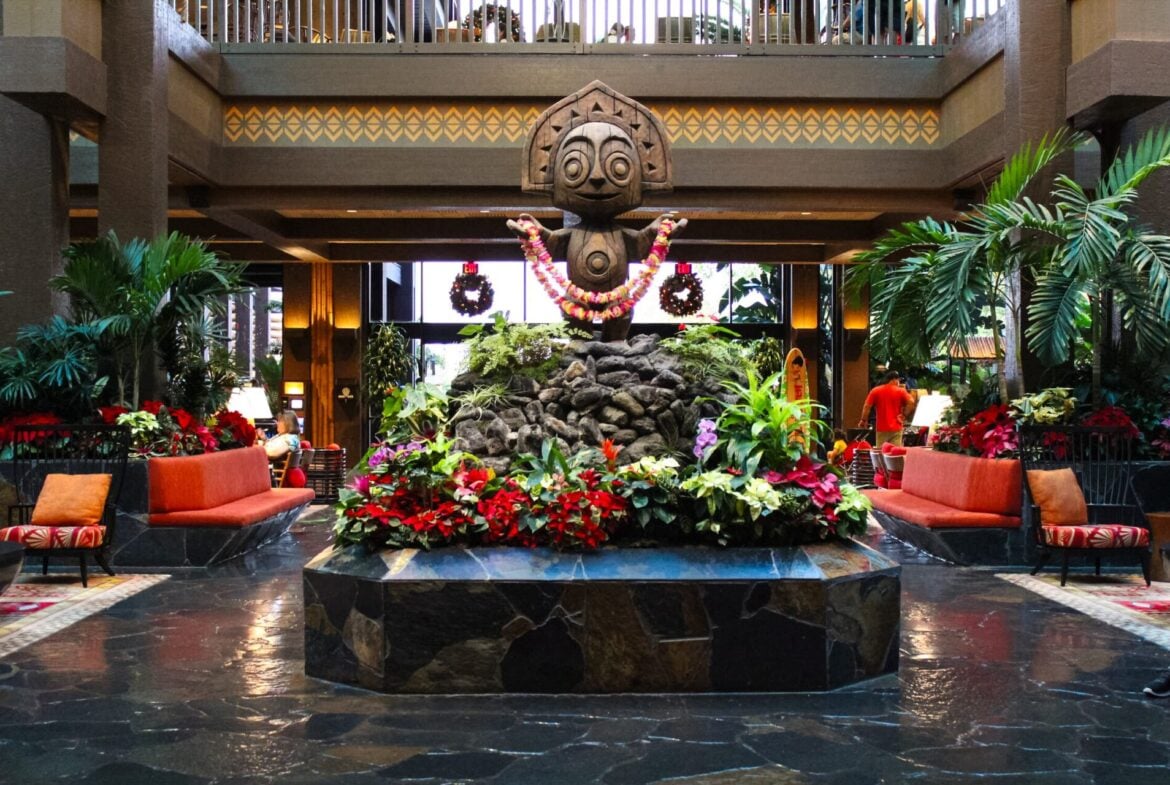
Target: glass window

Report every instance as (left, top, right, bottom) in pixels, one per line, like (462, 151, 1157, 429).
(721, 263, 784, 323)
(524, 260, 569, 323)
(417, 261, 524, 323)
(419, 342, 469, 390)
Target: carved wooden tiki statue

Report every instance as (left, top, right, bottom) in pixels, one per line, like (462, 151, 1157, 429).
(509, 80, 685, 341)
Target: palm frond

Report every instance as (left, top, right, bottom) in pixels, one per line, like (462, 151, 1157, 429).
(1124, 232, 1170, 323)
(986, 128, 1084, 206)
(845, 218, 952, 298)
(1025, 269, 1090, 367)
(1109, 249, 1170, 358)
(1100, 125, 1170, 198)
(924, 240, 992, 352)
(1054, 181, 1124, 280)
(866, 253, 936, 363)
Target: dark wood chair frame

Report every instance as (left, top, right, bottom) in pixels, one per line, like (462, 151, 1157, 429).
(8, 424, 131, 587)
(1018, 425, 1150, 586)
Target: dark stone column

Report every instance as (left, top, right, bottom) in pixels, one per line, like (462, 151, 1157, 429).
(0, 95, 70, 342)
(98, 0, 168, 240)
(1001, 0, 1072, 398)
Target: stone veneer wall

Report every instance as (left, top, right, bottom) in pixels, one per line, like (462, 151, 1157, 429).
(447, 333, 729, 473)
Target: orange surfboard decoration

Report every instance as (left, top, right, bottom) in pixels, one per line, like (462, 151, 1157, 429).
(784, 347, 811, 445)
(784, 348, 808, 405)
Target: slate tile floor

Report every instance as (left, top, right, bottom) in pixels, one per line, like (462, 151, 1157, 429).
(1, 515, 1168, 784)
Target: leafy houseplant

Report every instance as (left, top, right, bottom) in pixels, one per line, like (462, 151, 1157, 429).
(459, 311, 579, 382)
(376, 383, 448, 445)
(658, 324, 747, 380)
(848, 129, 1082, 402)
(104, 401, 256, 457)
(53, 231, 246, 409)
(930, 404, 1017, 459)
(1009, 387, 1077, 426)
(679, 368, 868, 546)
(749, 336, 786, 379)
(362, 324, 414, 406)
(0, 317, 109, 419)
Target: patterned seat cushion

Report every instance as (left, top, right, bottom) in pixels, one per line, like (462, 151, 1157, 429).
(1040, 524, 1149, 549)
(0, 525, 107, 550)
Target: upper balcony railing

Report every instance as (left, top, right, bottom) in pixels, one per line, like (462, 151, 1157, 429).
(170, 1, 1004, 52)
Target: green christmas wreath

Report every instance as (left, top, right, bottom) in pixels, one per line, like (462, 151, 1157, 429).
(463, 4, 524, 42)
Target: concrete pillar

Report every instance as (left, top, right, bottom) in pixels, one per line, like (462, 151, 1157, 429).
(1001, 0, 1072, 397)
(98, 0, 168, 240)
(0, 95, 70, 342)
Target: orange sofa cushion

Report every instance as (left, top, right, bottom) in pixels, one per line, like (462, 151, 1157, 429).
(900, 448, 1022, 517)
(148, 447, 273, 513)
(1025, 468, 1088, 526)
(148, 488, 315, 527)
(862, 488, 1022, 529)
(30, 473, 111, 527)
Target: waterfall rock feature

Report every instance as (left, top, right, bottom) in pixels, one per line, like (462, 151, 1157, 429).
(448, 334, 728, 472)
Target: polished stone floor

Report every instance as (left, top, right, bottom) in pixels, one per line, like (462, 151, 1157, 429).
(1, 515, 1168, 784)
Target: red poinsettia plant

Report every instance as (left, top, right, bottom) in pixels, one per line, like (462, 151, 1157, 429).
(1080, 404, 1141, 439)
(335, 433, 631, 551)
(101, 401, 255, 457)
(931, 404, 1018, 459)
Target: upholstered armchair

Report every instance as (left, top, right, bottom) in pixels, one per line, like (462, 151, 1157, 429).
(0, 424, 131, 587)
(1019, 425, 1150, 586)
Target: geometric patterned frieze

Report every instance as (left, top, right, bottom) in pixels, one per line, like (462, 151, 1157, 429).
(224, 102, 939, 148)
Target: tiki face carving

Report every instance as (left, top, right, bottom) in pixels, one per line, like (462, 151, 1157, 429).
(552, 122, 642, 219)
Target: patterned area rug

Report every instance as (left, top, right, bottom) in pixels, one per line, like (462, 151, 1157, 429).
(0, 573, 169, 657)
(998, 572, 1170, 651)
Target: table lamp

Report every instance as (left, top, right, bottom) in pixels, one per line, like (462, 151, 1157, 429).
(911, 392, 954, 442)
(226, 386, 274, 423)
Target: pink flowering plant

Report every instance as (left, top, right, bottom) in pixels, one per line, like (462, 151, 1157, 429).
(930, 403, 1017, 459)
(1151, 416, 1170, 459)
(679, 369, 870, 546)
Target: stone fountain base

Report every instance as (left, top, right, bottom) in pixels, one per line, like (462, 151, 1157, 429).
(303, 540, 901, 693)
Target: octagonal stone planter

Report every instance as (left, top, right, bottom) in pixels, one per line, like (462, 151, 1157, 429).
(303, 540, 900, 693)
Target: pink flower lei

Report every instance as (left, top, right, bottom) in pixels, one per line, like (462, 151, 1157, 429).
(517, 218, 675, 322)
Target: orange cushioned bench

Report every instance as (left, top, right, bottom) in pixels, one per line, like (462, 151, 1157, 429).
(862, 448, 1022, 528)
(148, 446, 315, 527)
(861, 448, 1025, 565)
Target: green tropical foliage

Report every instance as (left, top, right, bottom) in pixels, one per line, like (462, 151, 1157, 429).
(749, 336, 786, 379)
(717, 263, 783, 322)
(0, 317, 109, 418)
(848, 129, 1084, 402)
(255, 353, 283, 416)
(712, 368, 827, 475)
(363, 324, 414, 404)
(658, 324, 747, 379)
(162, 314, 242, 417)
(52, 231, 246, 408)
(1008, 387, 1078, 425)
(459, 311, 581, 382)
(992, 127, 1170, 401)
(377, 382, 449, 445)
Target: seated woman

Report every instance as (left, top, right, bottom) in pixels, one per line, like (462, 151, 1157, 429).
(257, 410, 301, 461)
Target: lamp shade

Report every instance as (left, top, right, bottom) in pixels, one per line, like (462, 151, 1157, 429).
(911, 393, 954, 428)
(226, 386, 273, 421)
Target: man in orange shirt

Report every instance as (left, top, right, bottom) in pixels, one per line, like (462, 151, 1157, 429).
(858, 370, 916, 447)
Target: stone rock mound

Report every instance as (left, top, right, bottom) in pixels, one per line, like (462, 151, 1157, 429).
(448, 333, 731, 473)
